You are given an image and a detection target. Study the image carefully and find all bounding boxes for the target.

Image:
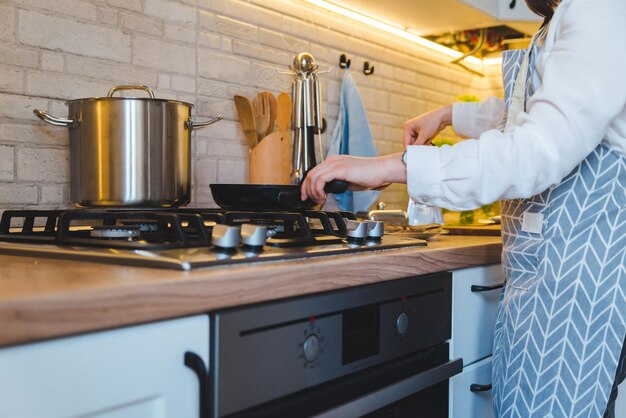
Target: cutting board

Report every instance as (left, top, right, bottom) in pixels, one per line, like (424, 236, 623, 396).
(248, 132, 291, 184)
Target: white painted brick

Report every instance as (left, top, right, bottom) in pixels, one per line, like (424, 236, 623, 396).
(41, 51, 64, 72)
(197, 78, 228, 98)
(217, 158, 247, 183)
(253, 62, 291, 92)
(26, 72, 112, 100)
(158, 73, 171, 89)
(221, 38, 232, 52)
(120, 12, 162, 36)
(259, 29, 310, 55)
(66, 55, 158, 87)
(199, 31, 220, 49)
(195, 157, 218, 186)
(13, 0, 97, 22)
(195, 189, 217, 207)
(164, 22, 196, 44)
(0, 66, 23, 94)
(40, 184, 65, 204)
(196, 97, 236, 120)
(0, 4, 15, 42)
(0, 42, 38, 68)
(0, 184, 38, 205)
(17, 147, 69, 182)
(18, 10, 131, 62)
(170, 74, 195, 93)
(144, 0, 196, 24)
(216, 16, 257, 41)
(382, 126, 403, 143)
(132, 36, 195, 75)
(98, 7, 118, 25)
(204, 139, 247, 158)
(232, 40, 291, 67)
(198, 49, 251, 84)
(0, 145, 14, 181)
(108, 0, 142, 12)
(388, 94, 418, 116)
(0, 122, 67, 146)
(195, 119, 239, 141)
(0, 93, 48, 120)
(207, 0, 282, 33)
(198, 10, 215, 31)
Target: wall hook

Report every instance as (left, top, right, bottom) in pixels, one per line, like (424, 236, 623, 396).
(363, 61, 374, 75)
(339, 54, 351, 69)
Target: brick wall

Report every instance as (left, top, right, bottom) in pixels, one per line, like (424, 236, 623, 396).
(0, 0, 503, 211)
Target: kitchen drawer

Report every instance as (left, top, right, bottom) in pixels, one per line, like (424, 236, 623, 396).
(451, 265, 504, 365)
(449, 356, 494, 418)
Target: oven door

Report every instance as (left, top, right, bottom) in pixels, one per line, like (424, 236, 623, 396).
(226, 343, 462, 418)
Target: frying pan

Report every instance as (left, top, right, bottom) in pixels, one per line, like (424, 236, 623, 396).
(210, 181, 348, 211)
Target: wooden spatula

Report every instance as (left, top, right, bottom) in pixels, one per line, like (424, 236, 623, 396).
(275, 93, 292, 133)
(261, 92, 277, 135)
(234, 95, 257, 148)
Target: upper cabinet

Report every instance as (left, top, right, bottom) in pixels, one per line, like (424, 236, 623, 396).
(461, 0, 541, 21)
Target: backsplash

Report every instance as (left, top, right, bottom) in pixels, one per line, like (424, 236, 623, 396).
(0, 0, 503, 211)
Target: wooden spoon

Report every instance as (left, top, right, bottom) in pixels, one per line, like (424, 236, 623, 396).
(252, 94, 270, 142)
(275, 93, 292, 133)
(261, 91, 277, 135)
(233, 95, 257, 148)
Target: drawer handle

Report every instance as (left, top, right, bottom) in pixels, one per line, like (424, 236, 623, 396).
(471, 282, 504, 292)
(470, 383, 493, 392)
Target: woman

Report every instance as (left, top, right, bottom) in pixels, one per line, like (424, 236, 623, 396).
(301, 0, 626, 416)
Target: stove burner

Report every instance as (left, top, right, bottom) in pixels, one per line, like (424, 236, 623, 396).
(90, 225, 141, 240)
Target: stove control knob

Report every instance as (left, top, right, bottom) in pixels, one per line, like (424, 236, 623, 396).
(366, 221, 384, 239)
(241, 224, 267, 248)
(303, 334, 320, 362)
(396, 312, 409, 335)
(211, 224, 241, 249)
(345, 220, 368, 239)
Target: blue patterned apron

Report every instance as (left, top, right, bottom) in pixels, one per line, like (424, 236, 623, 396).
(492, 28, 626, 417)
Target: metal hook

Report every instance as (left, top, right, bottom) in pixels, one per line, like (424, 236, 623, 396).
(339, 54, 351, 69)
(363, 61, 374, 75)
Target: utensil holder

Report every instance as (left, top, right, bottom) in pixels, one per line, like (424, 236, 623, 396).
(248, 132, 292, 184)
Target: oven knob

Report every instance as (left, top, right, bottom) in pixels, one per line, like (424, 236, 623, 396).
(346, 220, 368, 240)
(302, 334, 320, 362)
(211, 224, 241, 249)
(366, 221, 384, 239)
(396, 312, 409, 335)
(241, 224, 267, 248)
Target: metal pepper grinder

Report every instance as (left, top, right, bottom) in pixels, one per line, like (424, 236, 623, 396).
(289, 52, 348, 193)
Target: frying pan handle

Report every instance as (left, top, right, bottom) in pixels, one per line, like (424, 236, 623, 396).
(324, 180, 349, 194)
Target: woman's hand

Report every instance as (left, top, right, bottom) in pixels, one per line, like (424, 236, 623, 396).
(301, 153, 406, 204)
(403, 105, 452, 146)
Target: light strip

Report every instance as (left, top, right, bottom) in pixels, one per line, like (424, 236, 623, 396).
(303, 0, 502, 67)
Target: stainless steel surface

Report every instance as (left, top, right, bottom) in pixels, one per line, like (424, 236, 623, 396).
(346, 219, 369, 239)
(368, 208, 407, 225)
(33, 84, 222, 208)
(366, 221, 384, 239)
(211, 225, 241, 249)
(241, 224, 267, 247)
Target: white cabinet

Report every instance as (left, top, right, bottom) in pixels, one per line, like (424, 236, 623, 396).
(0, 315, 209, 418)
(459, 0, 541, 21)
(450, 264, 505, 418)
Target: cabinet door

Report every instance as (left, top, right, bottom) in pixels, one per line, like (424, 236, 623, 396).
(0, 315, 209, 418)
(451, 264, 504, 366)
(450, 356, 494, 418)
(497, 0, 541, 21)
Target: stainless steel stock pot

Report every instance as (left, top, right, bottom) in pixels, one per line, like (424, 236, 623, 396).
(34, 85, 222, 208)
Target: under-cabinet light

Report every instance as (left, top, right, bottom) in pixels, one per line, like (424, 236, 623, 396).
(303, 0, 502, 67)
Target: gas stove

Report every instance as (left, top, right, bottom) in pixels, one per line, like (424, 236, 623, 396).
(0, 208, 426, 270)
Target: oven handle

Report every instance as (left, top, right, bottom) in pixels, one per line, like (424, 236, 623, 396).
(313, 358, 463, 418)
(184, 351, 209, 418)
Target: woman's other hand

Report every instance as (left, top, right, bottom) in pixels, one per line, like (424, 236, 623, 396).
(403, 105, 452, 146)
(301, 153, 407, 204)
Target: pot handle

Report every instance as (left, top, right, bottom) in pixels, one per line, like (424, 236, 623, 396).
(33, 109, 78, 128)
(187, 115, 223, 131)
(107, 85, 155, 98)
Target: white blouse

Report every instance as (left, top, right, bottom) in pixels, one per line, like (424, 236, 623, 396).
(406, 0, 626, 211)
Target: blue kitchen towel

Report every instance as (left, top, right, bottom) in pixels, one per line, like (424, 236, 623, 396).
(327, 70, 380, 213)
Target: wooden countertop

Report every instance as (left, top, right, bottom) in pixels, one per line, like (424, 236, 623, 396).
(0, 235, 502, 348)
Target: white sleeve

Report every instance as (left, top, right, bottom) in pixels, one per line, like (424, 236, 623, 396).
(407, 0, 626, 211)
(452, 97, 505, 139)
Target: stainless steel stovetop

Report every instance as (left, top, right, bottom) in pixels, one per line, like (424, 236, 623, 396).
(0, 208, 426, 270)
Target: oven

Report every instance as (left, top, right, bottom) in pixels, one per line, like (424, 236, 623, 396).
(208, 271, 461, 418)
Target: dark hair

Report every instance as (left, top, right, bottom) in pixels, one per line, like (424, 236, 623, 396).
(525, 0, 560, 25)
